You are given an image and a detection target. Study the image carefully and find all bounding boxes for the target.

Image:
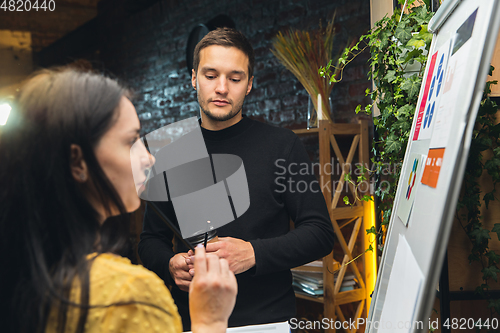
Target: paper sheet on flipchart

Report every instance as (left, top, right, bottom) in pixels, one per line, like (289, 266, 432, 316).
(378, 235, 424, 333)
(185, 321, 290, 333)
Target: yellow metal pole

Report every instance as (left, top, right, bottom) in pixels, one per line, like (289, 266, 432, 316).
(363, 198, 377, 311)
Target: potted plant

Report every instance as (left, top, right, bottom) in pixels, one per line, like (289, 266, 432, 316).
(271, 18, 341, 127)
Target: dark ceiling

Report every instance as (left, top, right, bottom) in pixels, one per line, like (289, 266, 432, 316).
(0, 0, 99, 52)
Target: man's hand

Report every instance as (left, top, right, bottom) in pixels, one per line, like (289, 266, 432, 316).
(189, 244, 237, 333)
(169, 253, 192, 291)
(187, 237, 255, 275)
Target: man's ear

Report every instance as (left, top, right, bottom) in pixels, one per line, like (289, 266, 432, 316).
(70, 144, 89, 183)
(192, 69, 197, 90)
(246, 76, 254, 95)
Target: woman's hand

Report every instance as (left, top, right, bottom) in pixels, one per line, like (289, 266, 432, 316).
(189, 244, 237, 333)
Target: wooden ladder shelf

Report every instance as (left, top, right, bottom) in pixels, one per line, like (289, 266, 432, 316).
(293, 119, 373, 333)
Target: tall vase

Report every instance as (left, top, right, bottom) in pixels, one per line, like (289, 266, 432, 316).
(307, 94, 332, 129)
(307, 97, 318, 129)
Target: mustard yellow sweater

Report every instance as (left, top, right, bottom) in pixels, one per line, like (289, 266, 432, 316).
(45, 253, 182, 333)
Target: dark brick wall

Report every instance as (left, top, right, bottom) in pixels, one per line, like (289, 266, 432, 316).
(95, 0, 372, 135)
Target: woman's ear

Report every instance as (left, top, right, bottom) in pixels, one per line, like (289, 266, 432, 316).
(70, 144, 89, 183)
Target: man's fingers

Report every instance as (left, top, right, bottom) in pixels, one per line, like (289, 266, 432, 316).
(177, 271, 193, 280)
(175, 272, 192, 292)
(176, 278, 192, 285)
(205, 242, 222, 253)
(194, 244, 207, 275)
(175, 260, 190, 270)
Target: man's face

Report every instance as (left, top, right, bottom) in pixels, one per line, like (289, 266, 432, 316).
(192, 45, 253, 123)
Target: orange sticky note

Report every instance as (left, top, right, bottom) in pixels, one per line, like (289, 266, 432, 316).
(421, 148, 445, 188)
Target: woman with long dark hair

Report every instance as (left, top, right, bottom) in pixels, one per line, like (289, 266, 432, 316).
(0, 67, 237, 333)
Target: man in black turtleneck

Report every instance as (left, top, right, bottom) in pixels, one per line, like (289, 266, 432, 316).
(138, 27, 335, 330)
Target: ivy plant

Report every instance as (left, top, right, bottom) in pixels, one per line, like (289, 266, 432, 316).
(320, 0, 434, 243)
(322, 1, 500, 321)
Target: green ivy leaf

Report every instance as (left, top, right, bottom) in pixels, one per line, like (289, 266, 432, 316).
(401, 75, 422, 99)
(366, 244, 374, 253)
(413, 4, 429, 21)
(482, 265, 500, 282)
(407, 38, 425, 49)
(475, 285, 486, 298)
(404, 48, 422, 63)
(343, 196, 350, 205)
(490, 123, 500, 137)
(362, 195, 373, 202)
(486, 251, 500, 265)
(393, 118, 412, 133)
(396, 104, 414, 119)
(416, 54, 428, 64)
(492, 223, 500, 240)
(364, 104, 373, 115)
(384, 70, 398, 83)
(470, 226, 491, 246)
(475, 136, 492, 151)
(483, 192, 495, 209)
(469, 253, 481, 263)
(366, 226, 377, 235)
(375, 35, 386, 50)
(485, 158, 500, 170)
(385, 133, 403, 154)
(488, 298, 500, 315)
(395, 26, 413, 44)
(418, 24, 429, 35)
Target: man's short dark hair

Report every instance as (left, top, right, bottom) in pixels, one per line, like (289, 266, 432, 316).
(193, 27, 255, 79)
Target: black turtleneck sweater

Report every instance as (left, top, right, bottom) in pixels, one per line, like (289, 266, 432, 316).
(138, 115, 335, 330)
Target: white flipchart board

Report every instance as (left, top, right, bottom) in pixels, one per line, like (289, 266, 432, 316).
(366, 1, 500, 332)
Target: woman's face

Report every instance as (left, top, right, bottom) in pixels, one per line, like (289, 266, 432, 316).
(94, 96, 154, 214)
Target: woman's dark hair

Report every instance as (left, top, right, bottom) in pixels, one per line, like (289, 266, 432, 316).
(0, 67, 132, 333)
